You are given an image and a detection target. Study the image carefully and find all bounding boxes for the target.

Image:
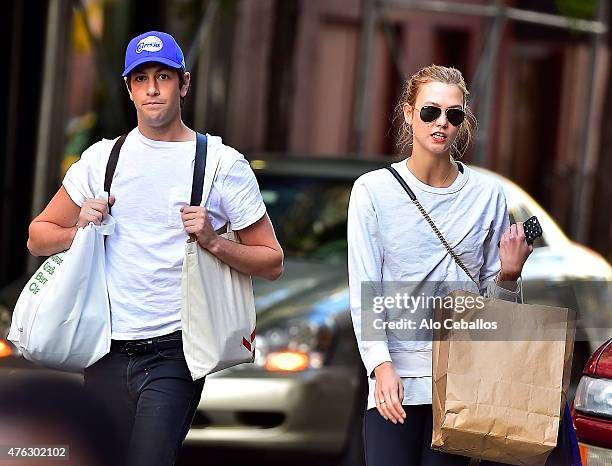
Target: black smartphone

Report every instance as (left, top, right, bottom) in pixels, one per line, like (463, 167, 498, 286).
(522, 215, 543, 245)
(498, 215, 543, 247)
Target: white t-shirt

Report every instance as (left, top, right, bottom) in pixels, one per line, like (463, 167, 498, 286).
(63, 128, 266, 339)
(347, 158, 521, 408)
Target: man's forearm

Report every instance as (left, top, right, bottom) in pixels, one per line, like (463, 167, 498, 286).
(203, 236, 283, 280)
(27, 222, 78, 257)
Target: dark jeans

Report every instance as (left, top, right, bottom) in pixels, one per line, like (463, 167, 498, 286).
(363, 404, 579, 466)
(364, 404, 469, 466)
(84, 330, 205, 466)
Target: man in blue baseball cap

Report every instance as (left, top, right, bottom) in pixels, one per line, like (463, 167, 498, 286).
(122, 30, 190, 132)
(26, 30, 284, 466)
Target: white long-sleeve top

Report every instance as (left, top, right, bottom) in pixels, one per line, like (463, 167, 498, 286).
(347, 159, 522, 408)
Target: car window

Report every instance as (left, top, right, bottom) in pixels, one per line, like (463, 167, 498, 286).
(509, 203, 547, 248)
(260, 174, 549, 260)
(259, 175, 352, 263)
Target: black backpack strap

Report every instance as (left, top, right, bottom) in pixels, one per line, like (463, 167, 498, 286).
(190, 133, 208, 206)
(104, 135, 127, 194)
(103, 134, 127, 214)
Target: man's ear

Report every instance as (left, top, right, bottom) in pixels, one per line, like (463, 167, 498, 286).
(403, 102, 413, 125)
(124, 77, 134, 102)
(181, 71, 191, 98)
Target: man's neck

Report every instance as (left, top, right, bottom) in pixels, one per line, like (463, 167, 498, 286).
(137, 120, 195, 142)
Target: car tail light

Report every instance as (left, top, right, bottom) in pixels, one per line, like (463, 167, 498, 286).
(264, 351, 310, 372)
(0, 339, 13, 358)
(244, 313, 334, 372)
(579, 442, 612, 466)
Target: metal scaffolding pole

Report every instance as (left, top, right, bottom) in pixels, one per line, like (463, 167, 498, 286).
(381, 0, 607, 34)
(185, 0, 219, 70)
(27, 0, 72, 274)
(2, 0, 24, 285)
(472, 0, 505, 167)
(353, 0, 378, 156)
(187, 0, 219, 133)
(572, 0, 609, 242)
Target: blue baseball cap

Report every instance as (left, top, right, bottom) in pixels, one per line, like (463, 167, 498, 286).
(122, 31, 186, 77)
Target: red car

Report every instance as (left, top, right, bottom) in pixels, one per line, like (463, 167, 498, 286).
(572, 338, 612, 465)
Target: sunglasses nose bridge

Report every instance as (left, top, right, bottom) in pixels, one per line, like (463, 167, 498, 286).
(435, 111, 449, 126)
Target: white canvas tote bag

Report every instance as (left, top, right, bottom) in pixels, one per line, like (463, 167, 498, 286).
(8, 210, 113, 372)
(8, 135, 128, 372)
(181, 133, 257, 380)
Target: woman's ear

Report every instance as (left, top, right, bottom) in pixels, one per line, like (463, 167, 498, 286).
(403, 103, 413, 125)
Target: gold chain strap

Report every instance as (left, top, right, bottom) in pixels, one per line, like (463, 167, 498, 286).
(412, 199, 478, 285)
(384, 165, 479, 286)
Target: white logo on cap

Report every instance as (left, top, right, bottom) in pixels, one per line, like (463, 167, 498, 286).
(136, 35, 163, 53)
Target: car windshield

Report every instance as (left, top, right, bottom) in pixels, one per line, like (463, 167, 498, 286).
(259, 174, 352, 264)
(257, 171, 549, 262)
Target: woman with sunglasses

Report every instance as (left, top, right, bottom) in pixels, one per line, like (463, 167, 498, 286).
(347, 65, 579, 466)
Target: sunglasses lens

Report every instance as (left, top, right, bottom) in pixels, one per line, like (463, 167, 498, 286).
(446, 109, 465, 126)
(420, 106, 441, 123)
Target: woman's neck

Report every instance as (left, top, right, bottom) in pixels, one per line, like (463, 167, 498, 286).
(406, 147, 458, 188)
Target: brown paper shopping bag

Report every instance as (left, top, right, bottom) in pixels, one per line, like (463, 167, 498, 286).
(431, 290, 575, 466)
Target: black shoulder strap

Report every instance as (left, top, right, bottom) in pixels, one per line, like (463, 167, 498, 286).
(385, 166, 417, 201)
(190, 133, 208, 206)
(103, 132, 207, 209)
(104, 134, 127, 195)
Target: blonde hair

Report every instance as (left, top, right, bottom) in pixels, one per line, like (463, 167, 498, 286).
(393, 65, 476, 158)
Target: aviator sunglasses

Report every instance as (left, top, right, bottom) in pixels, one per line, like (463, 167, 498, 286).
(418, 106, 465, 126)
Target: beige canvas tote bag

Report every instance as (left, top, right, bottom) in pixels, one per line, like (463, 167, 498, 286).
(181, 133, 256, 380)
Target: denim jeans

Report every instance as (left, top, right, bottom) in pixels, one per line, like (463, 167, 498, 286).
(84, 330, 204, 466)
(363, 404, 469, 466)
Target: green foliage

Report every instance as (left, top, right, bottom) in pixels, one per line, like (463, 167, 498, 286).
(554, 0, 598, 20)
